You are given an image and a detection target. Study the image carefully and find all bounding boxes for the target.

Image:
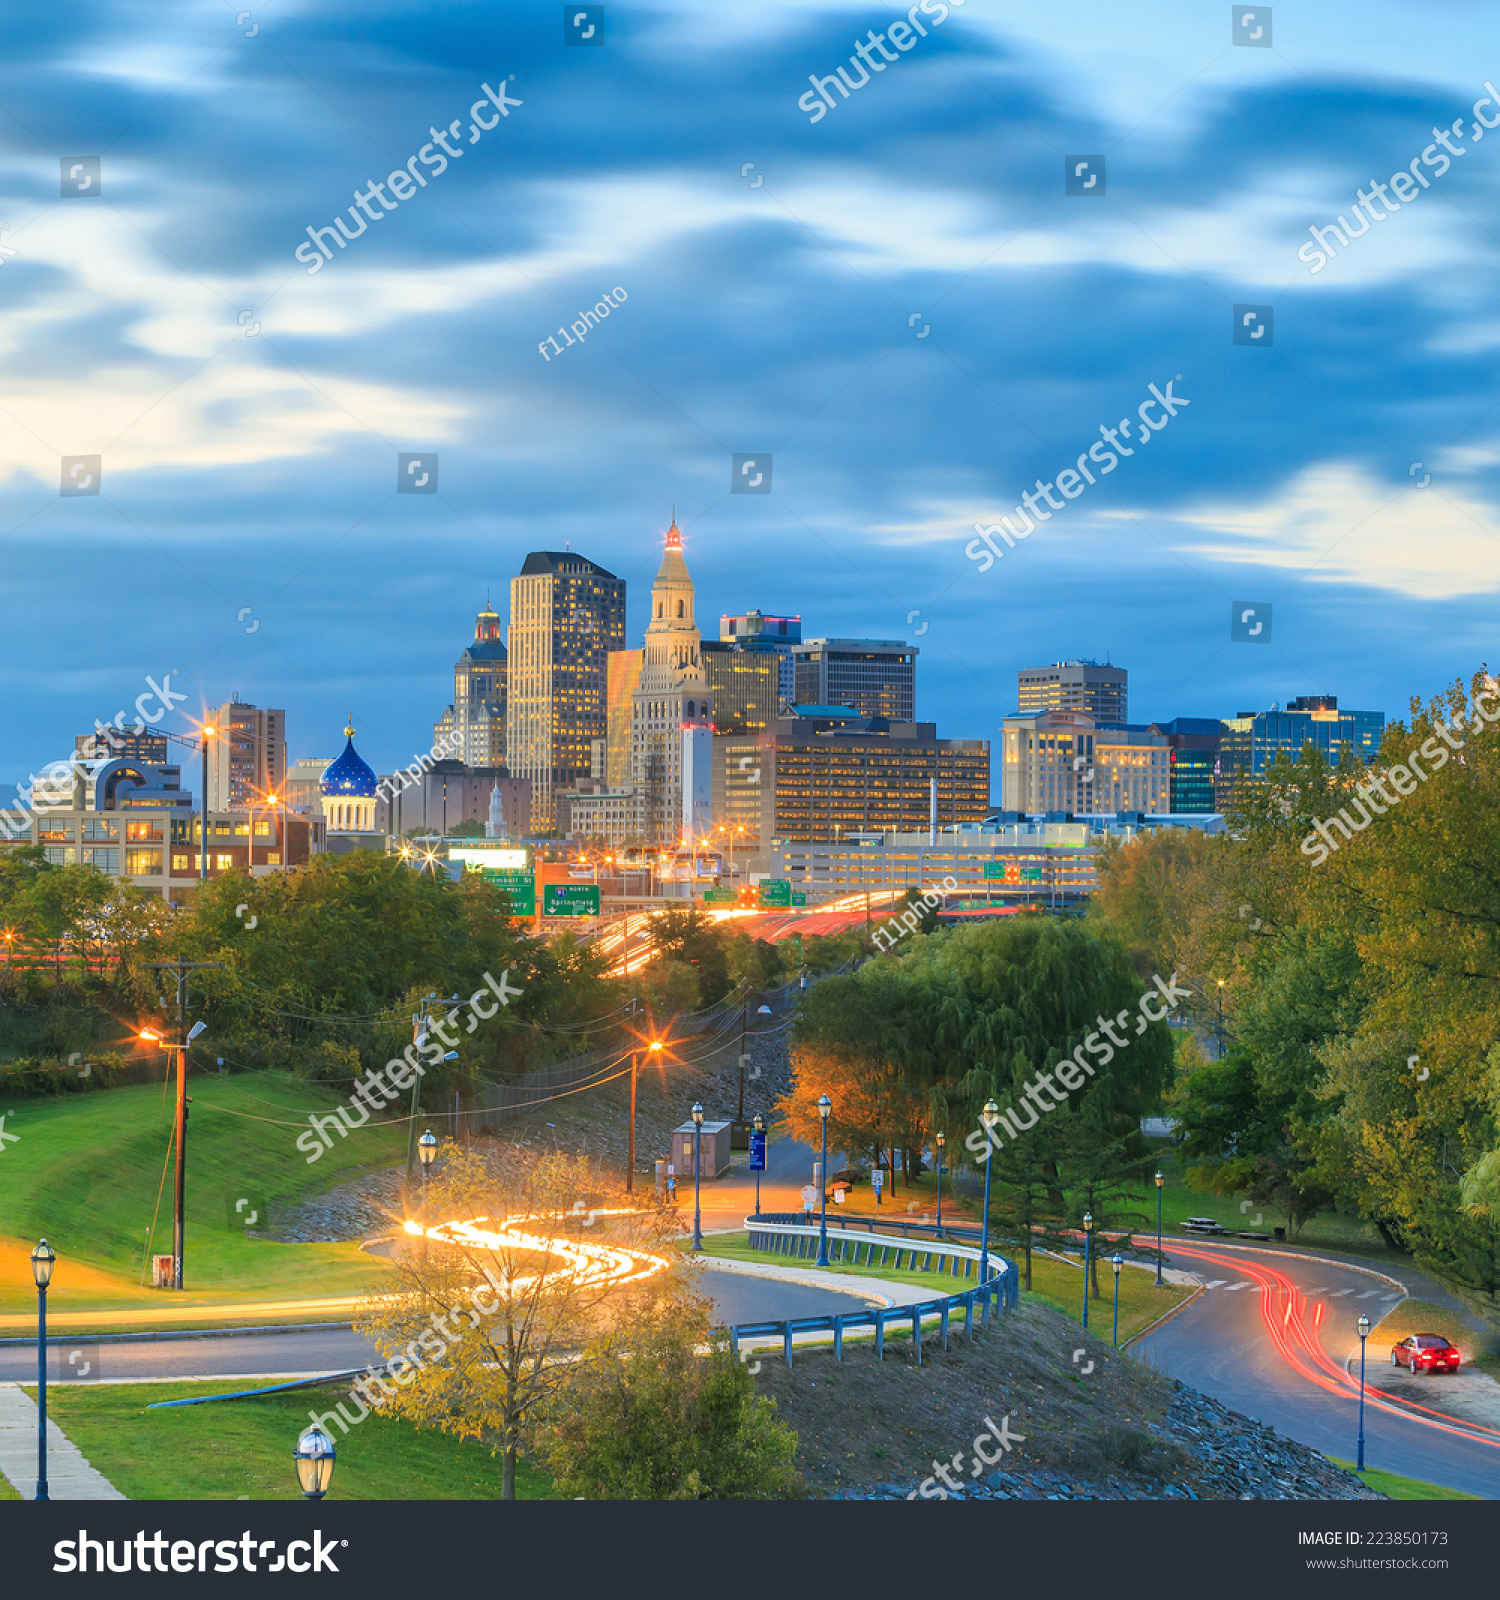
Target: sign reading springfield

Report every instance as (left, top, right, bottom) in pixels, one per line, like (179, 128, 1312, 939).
(757, 879, 792, 909)
(544, 883, 602, 917)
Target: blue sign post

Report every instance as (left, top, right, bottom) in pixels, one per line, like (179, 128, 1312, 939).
(749, 1128, 766, 1217)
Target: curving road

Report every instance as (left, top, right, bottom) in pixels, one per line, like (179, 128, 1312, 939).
(0, 1270, 874, 1390)
(1137, 1237, 1500, 1498)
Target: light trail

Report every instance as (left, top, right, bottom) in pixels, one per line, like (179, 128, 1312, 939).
(402, 1209, 671, 1294)
(1167, 1240, 1500, 1451)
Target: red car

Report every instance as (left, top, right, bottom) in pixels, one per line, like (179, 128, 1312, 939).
(1390, 1335, 1461, 1374)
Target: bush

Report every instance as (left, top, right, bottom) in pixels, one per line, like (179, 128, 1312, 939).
(540, 1313, 803, 1499)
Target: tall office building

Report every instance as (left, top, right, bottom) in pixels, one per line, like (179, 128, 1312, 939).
(433, 604, 507, 768)
(207, 700, 286, 812)
(1001, 711, 1169, 814)
(720, 611, 801, 709)
(1149, 718, 1223, 814)
(701, 641, 779, 736)
(630, 518, 713, 844)
(792, 639, 917, 721)
(1017, 660, 1127, 724)
(1215, 696, 1384, 810)
(506, 552, 626, 831)
(605, 648, 644, 790)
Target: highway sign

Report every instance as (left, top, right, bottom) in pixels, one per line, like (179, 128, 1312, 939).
(703, 887, 736, 904)
(757, 879, 791, 908)
(543, 883, 601, 916)
(484, 869, 535, 916)
(1020, 867, 1044, 883)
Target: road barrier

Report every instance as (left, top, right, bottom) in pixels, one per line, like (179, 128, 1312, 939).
(724, 1215, 1017, 1368)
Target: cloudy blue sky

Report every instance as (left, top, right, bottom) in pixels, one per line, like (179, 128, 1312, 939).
(2, 0, 1497, 792)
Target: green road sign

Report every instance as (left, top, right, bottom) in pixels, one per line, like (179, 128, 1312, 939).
(544, 883, 601, 916)
(1019, 867, 1044, 883)
(791, 891, 806, 906)
(703, 887, 736, 905)
(483, 869, 535, 916)
(757, 879, 791, 908)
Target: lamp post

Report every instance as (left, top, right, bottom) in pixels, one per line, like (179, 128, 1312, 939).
(294, 1423, 337, 1500)
(417, 1129, 436, 1201)
(979, 1099, 998, 1321)
(1154, 1169, 1165, 1286)
(752, 1111, 765, 1218)
(691, 1102, 704, 1252)
(815, 1094, 832, 1267)
(1356, 1313, 1370, 1471)
(1216, 979, 1225, 1056)
(935, 1131, 945, 1229)
(1081, 1212, 1094, 1330)
(1110, 1253, 1124, 1348)
(199, 724, 216, 882)
(30, 1239, 54, 1501)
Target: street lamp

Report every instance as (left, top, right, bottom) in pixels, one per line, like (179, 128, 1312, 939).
(417, 1129, 437, 1193)
(1081, 1212, 1095, 1331)
(978, 1100, 999, 1321)
(1154, 1169, 1165, 1286)
(815, 1094, 832, 1267)
(30, 1240, 55, 1501)
(1216, 979, 1225, 1055)
(752, 1111, 766, 1218)
(691, 1102, 705, 1252)
(935, 1131, 946, 1230)
(1356, 1313, 1370, 1471)
(199, 724, 216, 882)
(1110, 1253, 1124, 1348)
(293, 1423, 337, 1500)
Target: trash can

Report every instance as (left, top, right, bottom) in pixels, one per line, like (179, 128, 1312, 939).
(1273, 1226, 1285, 1242)
(151, 1254, 175, 1288)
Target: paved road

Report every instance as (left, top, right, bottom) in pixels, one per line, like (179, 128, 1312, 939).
(1137, 1237, 1500, 1498)
(0, 1269, 874, 1389)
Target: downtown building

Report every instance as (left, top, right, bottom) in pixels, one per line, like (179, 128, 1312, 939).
(792, 638, 917, 721)
(1000, 711, 1170, 814)
(720, 610, 800, 710)
(1017, 660, 1127, 724)
(714, 707, 989, 874)
(433, 603, 508, 768)
(1216, 695, 1385, 810)
(205, 700, 286, 812)
(505, 551, 625, 831)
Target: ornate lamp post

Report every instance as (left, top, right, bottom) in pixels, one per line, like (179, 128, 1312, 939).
(1081, 1212, 1095, 1330)
(691, 1102, 705, 1252)
(1110, 1253, 1124, 1347)
(1154, 1169, 1165, 1286)
(752, 1111, 766, 1218)
(30, 1240, 55, 1501)
(417, 1129, 437, 1199)
(815, 1095, 832, 1267)
(978, 1101, 999, 1320)
(1356, 1313, 1370, 1471)
(294, 1424, 337, 1500)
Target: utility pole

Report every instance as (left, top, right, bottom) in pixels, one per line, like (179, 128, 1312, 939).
(626, 1047, 637, 1194)
(737, 995, 748, 1123)
(143, 958, 221, 1289)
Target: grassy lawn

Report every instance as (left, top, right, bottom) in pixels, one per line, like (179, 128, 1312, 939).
(31, 1380, 554, 1501)
(0, 1472, 18, 1501)
(1322, 1455, 1480, 1501)
(0, 1072, 407, 1317)
(696, 1233, 1191, 1344)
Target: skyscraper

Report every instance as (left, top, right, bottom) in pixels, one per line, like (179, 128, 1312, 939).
(701, 641, 778, 736)
(1017, 660, 1127, 723)
(433, 603, 507, 768)
(630, 518, 713, 844)
(506, 552, 626, 830)
(792, 639, 917, 720)
(720, 610, 800, 709)
(207, 700, 286, 812)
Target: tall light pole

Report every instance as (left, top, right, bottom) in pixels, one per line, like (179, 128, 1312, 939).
(1216, 979, 1225, 1056)
(417, 1129, 437, 1200)
(815, 1094, 832, 1267)
(1154, 1169, 1165, 1286)
(751, 1111, 765, 1218)
(1356, 1313, 1370, 1471)
(691, 1102, 704, 1252)
(1081, 1212, 1095, 1331)
(199, 724, 216, 881)
(1110, 1253, 1124, 1347)
(979, 1100, 998, 1320)
(30, 1240, 54, 1501)
(935, 1131, 945, 1229)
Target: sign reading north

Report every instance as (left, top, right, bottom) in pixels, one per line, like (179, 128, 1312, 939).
(544, 883, 601, 916)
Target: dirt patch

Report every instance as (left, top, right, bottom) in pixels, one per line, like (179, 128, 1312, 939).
(753, 1297, 1383, 1501)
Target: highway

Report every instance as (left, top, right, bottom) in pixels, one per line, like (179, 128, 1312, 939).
(0, 1269, 873, 1389)
(1138, 1237, 1500, 1498)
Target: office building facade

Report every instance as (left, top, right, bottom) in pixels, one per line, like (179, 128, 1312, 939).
(792, 639, 917, 721)
(605, 648, 644, 790)
(1149, 717, 1223, 814)
(720, 611, 800, 709)
(207, 701, 286, 812)
(506, 551, 626, 830)
(434, 604, 508, 769)
(1017, 660, 1127, 724)
(1216, 696, 1385, 810)
(701, 641, 779, 737)
(1001, 711, 1170, 814)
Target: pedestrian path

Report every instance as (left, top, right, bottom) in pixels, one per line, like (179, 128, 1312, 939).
(0, 1383, 126, 1499)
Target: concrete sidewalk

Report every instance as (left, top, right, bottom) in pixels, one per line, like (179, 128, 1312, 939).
(0, 1383, 127, 1499)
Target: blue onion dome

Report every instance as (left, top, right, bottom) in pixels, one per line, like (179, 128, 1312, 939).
(321, 716, 378, 797)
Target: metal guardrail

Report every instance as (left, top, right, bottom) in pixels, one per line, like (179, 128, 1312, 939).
(723, 1217, 1017, 1368)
